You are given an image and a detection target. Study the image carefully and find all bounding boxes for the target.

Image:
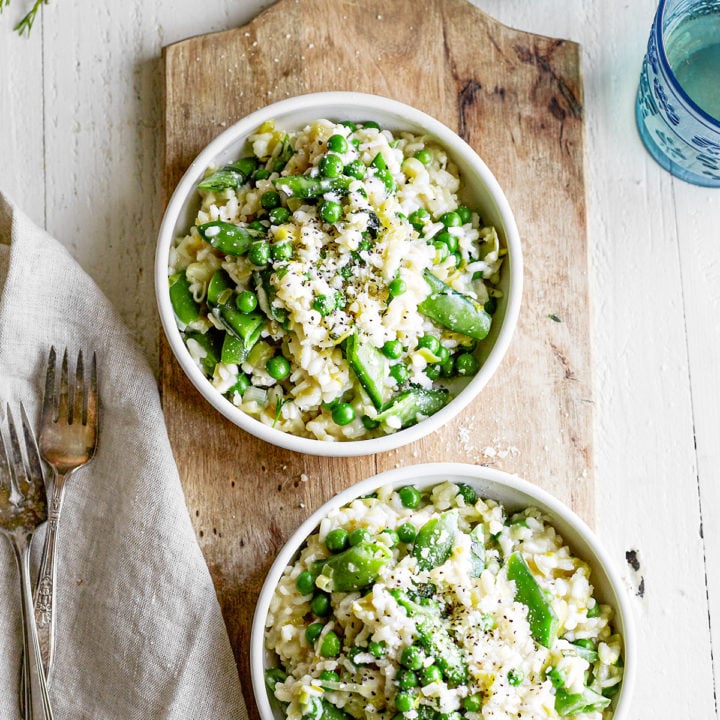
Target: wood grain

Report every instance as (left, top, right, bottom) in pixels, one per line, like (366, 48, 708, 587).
(161, 0, 590, 714)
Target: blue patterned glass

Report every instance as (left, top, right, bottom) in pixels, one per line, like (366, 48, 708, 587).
(636, 0, 720, 187)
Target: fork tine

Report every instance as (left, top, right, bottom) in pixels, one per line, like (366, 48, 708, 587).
(72, 350, 84, 425)
(57, 349, 70, 424)
(0, 410, 11, 495)
(20, 403, 44, 488)
(5, 403, 25, 495)
(42, 346, 57, 426)
(86, 352, 99, 437)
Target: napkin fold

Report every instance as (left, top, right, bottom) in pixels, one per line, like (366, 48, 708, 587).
(0, 191, 247, 720)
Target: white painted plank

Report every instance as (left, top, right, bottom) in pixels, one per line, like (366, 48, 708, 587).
(0, 8, 45, 226)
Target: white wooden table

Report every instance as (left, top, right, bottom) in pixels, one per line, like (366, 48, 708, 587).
(1, 1, 718, 717)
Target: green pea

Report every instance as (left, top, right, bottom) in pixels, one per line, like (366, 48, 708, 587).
(271, 241, 293, 261)
(397, 669, 418, 690)
(439, 211, 462, 228)
(587, 602, 601, 618)
(253, 168, 271, 181)
(319, 670, 339, 687)
(340, 120, 357, 131)
(229, 373, 250, 396)
(382, 339, 403, 359)
(456, 205, 472, 224)
(362, 120, 381, 130)
(395, 691, 416, 713)
(319, 153, 344, 178)
(265, 666, 287, 692)
(248, 219, 268, 232)
(235, 290, 258, 314)
(484, 296, 498, 315)
(349, 527, 371, 546)
(507, 669, 524, 686)
(295, 570, 315, 595)
(389, 363, 409, 384)
(344, 159, 366, 179)
(313, 294, 336, 316)
(267, 355, 291, 381)
(462, 694, 483, 712)
(261, 190, 281, 210)
(440, 356, 455, 378)
(397, 522, 417, 543)
(398, 486, 421, 509)
(400, 645, 424, 671)
(310, 592, 331, 617)
(368, 640, 386, 658)
(420, 665, 443, 686)
(388, 277, 407, 297)
(417, 334, 440, 355)
(326, 527, 349, 553)
(248, 241, 271, 266)
(425, 364, 441, 380)
(456, 353, 479, 377)
(269, 206, 291, 225)
(433, 240, 449, 263)
(379, 529, 399, 548)
(319, 630, 340, 657)
(413, 148, 433, 165)
(435, 345, 450, 363)
(327, 134, 349, 153)
(332, 402, 355, 426)
(457, 483, 477, 505)
(408, 208, 431, 231)
(436, 230, 458, 252)
(320, 200, 342, 224)
(305, 622, 324, 644)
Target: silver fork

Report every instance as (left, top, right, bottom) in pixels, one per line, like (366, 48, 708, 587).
(0, 404, 54, 720)
(34, 347, 99, 677)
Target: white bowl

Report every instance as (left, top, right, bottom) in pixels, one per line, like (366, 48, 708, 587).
(250, 462, 636, 720)
(156, 92, 522, 456)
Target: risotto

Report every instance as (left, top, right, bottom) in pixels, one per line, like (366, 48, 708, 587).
(168, 118, 504, 440)
(263, 481, 624, 720)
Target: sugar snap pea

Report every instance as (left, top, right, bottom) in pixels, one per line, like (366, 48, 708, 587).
(554, 687, 611, 717)
(320, 540, 392, 592)
(213, 303, 265, 363)
(197, 220, 264, 257)
(169, 272, 200, 325)
(413, 510, 458, 571)
(506, 551, 559, 649)
(198, 157, 258, 191)
(418, 269, 492, 340)
(207, 268, 235, 307)
(185, 330, 221, 374)
(372, 388, 449, 428)
(344, 332, 388, 410)
(274, 174, 352, 199)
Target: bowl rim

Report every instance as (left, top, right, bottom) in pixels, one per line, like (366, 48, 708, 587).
(249, 462, 637, 720)
(155, 91, 523, 456)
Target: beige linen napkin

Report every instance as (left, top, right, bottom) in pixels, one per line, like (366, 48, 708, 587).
(0, 191, 248, 720)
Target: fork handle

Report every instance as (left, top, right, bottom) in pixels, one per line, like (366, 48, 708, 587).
(13, 538, 54, 720)
(33, 472, 68, 677)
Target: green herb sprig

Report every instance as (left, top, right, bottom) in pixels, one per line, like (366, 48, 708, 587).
(1, 0, 49, 36)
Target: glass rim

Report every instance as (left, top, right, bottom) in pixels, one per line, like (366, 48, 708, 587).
(655, 0, 720, 129)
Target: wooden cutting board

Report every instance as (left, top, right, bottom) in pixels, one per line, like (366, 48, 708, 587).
(160, 1, 590, 715)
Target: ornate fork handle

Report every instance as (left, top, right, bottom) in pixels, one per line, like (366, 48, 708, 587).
(33, 471, 69, 675)
(13, 534, 54, 720)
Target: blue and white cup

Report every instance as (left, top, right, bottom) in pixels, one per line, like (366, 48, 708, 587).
(636, 0, 720, 187)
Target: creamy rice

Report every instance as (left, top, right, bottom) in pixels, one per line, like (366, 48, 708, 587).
(168, 119, 504, 440)
(264, 481, 624, 720)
